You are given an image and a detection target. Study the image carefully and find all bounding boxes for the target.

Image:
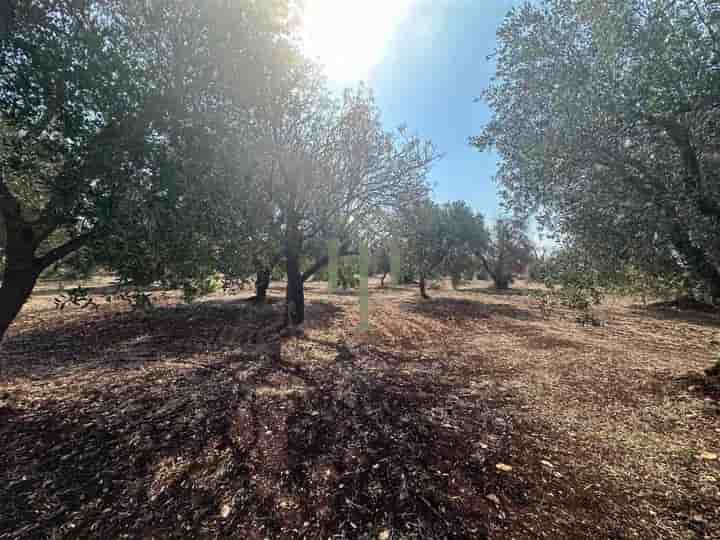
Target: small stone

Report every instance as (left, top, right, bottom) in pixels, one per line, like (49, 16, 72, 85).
(496, 463, 513, 472)
(486, 494, 500, 505)
(220, 504, 232, 518)
(378, 530, 391, 540)
(700, 451, 718, 460)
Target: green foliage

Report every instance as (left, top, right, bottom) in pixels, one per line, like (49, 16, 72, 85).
(479, 218, 533, 289)
(0, 0, 440, 335)
(530, 247, 607, 324)
(180, 274, 223, 304)
(475, 0, 720, 299)
(337, 257, 360, 290)
(399, 199, 486, 290)
(0, 0, 302, 338)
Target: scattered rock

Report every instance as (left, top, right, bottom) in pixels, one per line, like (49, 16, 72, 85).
(496, 463, 513, 472)
(378, 530, 391, 540)
(220, 503, 232, 518)
(486, 494, 501, 505)
(699, 451, 718, 461)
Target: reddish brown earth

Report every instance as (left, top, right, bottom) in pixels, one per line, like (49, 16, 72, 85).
(1, 280, 719, 539)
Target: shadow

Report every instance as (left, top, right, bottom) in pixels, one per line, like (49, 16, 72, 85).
(31, 282, 124, 298)
(1, 297, 344, 382)
(628, 301, 720, 328)
(673, 371, 720, 403)
(0, 351, 273, 538)
(462, 286, 532, 298)
(401, 297, 538, 323)
(30, 279, 181, 299)
(0, 321, 663, 539)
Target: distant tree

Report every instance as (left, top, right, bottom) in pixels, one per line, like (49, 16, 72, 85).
(478, 218, 532, 290)
(372, 243, 392, 288)
(401, 201, 446, 299)
(443, 201, 488, 289)
(401, 200, 486, 298)
(250, 79, 437, 325)
(474, 0, 720, 300)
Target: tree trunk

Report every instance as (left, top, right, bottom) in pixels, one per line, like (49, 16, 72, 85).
(0, 222, 41, 342)
(286, 251, 304, 325)
(285, 213, 304, 325)
(494, 276, 511, 290)
(419, 274, 430, 299)
(0, 264, 40, 342)
(255, 269, 270, 302)
(380, 272, 387, 288)
(669, 224, 720, 300)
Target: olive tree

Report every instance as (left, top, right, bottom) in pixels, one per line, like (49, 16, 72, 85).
(474, 0, 720, 299)
(0, 0, 297, 341)
(400, 199, 487, 298)
(478, 218, 533, 290)
(250, 77, 438, 324)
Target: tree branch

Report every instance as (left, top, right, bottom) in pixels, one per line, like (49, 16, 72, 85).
(0, 177, 21, 220)
(37, 231, 94, 269)
(477, 252, 497, 282)
(645, 114, 720, 218)
(302, 241, 357, 282)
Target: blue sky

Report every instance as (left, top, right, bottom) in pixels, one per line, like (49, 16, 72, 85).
(368, 0, 519, 221)
(303, 0, 521, 222)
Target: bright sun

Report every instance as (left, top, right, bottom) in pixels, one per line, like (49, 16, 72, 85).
(301, 0, 415, 83)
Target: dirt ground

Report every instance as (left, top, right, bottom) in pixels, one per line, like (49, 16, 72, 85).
(1, 279, 719, 539)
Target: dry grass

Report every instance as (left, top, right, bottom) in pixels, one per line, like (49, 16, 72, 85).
(0, 279, 718, 539)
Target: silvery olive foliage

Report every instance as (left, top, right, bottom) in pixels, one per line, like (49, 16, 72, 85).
(475, 0, 720, 300)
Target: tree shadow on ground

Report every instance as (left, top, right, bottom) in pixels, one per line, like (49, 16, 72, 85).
(401, 296, 538, 323)
(628, 301, 720, 329)
(1, 298, 344, 382)
(461, 287, 533, 298)
(0, 330, 638, 539)
(30, 279, 181, 298)
(673, 371, 720, 404)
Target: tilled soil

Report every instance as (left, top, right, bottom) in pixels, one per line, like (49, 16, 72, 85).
(1, 281, 718, 539)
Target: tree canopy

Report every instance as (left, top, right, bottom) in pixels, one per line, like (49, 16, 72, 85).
(0, 0, 441, 338)
(0, 0, 303, 338)
(474, 0, 720, 299)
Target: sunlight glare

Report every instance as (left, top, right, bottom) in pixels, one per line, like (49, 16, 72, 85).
(301, 0, 415, 83)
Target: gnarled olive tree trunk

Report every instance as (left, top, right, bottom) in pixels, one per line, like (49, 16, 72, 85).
(419, 273, 430, 299)
(285, 208, 304, 325)
(0, 230, 41, 341)
(255, 269, 271, 303)
(0, 207, 91, 343)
